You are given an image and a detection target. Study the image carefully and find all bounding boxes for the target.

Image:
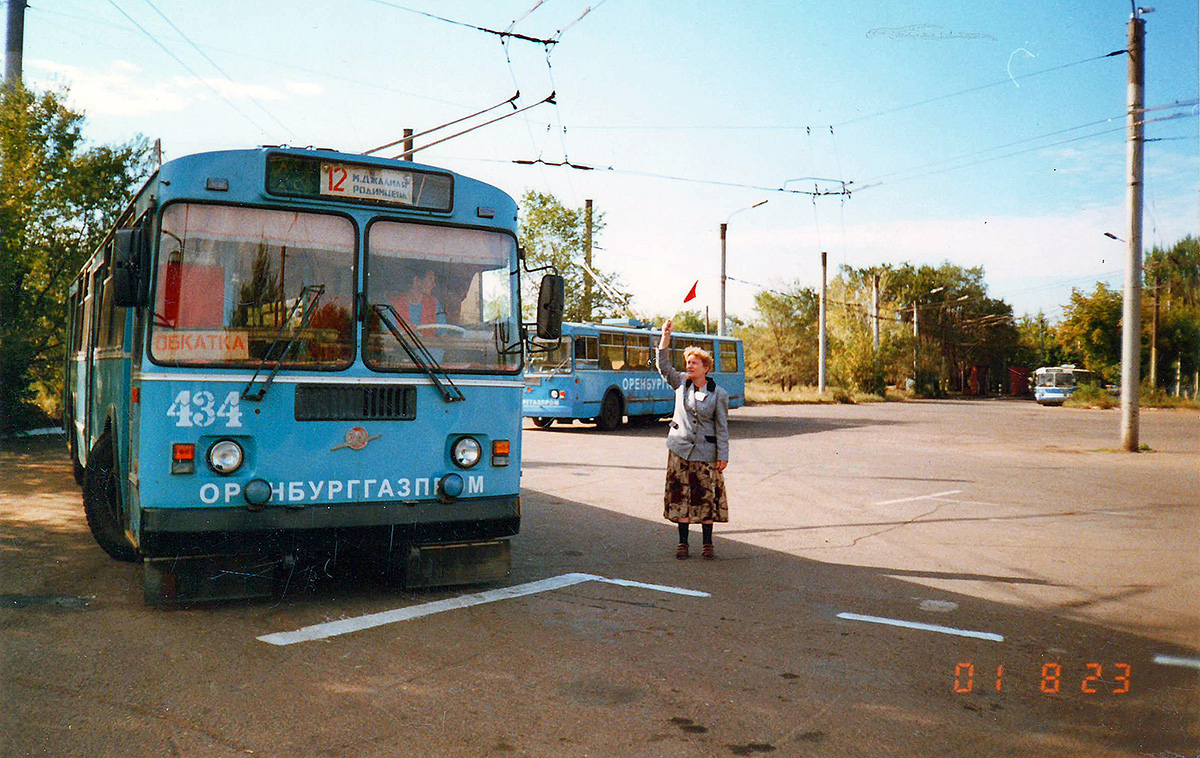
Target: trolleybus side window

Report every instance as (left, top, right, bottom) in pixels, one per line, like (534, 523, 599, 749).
(97, 252, 126, 350)
(574, 335, 599, 369)
(363, 221, 519, 372)
(149, 204, 356, 367)
(599, 332, 626, 370)
(70, 283, 87, 354)
(672, 337, 714, 370)
(529, 337, 571, 373)
(626, 334, 651, 371)
(719, 341, 739, 373)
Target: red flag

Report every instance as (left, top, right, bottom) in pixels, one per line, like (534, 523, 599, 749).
(682, 280, 698, 304)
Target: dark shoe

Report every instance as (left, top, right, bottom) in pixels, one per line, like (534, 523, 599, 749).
(702, 544, 715, 560)
(675, 543, 689, 560)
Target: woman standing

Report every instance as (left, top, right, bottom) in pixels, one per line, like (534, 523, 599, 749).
(656, 319, 730, 559)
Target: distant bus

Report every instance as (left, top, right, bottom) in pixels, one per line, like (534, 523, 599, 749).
(63, 146, 562, 602)
(1033, 365, 1097, 405)
(524, 320, 744, 430)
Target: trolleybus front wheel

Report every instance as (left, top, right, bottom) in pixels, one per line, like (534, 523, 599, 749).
(83, 430, 140, 563)
(532, 417, 555, 429)
(596, 391, 624, 431)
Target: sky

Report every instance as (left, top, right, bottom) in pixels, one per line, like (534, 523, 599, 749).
(12, 0, 1200, 324)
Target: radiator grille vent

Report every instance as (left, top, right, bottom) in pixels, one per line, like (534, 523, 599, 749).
(295, 385, 416, 421)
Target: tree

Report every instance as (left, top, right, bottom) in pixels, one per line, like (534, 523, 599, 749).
(1057, 283, 1124, 383)
(518, 190, 624, 322)
(741, 282, 819, 390)
(0, 85, 150, 432)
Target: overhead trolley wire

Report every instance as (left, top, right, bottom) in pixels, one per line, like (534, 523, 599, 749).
(854, 108, 1198, 193)
(567, 50, 1130, 133)
(361, 0, 560, 45)
(104, 0, 273, 136)
(139, 0, 297, 139)
(832, 49, 1129, 128)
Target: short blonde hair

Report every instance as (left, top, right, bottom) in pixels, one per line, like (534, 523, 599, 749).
(683, 346, 714, 372)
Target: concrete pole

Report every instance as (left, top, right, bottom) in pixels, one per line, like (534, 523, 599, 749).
(913, 302, 919, 380)
(5, 0, 26, 86)
(584, 199, 594, 322)
(401, 128, 414, 161)
(1150, 276, 1158, 388)
(719, 223, 728, 336)
(818, 252, 827, 394)
(1120, 14, 1146, 452)
(872, 274, 880, 350)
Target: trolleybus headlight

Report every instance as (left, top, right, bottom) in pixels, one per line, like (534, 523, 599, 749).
(208, 440, 244, 475)
(451, 436, 482, 469)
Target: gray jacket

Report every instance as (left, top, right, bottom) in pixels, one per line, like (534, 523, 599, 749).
(655, 347, 730, 462)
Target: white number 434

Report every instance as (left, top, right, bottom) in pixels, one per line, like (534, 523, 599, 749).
(167, 389, 243, 428)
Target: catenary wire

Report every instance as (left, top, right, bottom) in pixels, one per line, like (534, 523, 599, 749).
(104, 0, 272, 135)
(360, 0, 558, 45)
(139, 0, 297, 138)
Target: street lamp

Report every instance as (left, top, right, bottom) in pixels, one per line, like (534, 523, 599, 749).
(719, 199, 768, 336)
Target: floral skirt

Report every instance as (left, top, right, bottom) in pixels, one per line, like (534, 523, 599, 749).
(663, 451, 729, 523)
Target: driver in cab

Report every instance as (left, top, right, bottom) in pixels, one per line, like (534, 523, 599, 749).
(392, 265, 447, 326)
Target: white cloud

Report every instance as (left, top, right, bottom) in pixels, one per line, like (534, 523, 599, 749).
(285, 82, 323, 97)
(28, 58, 190, 116)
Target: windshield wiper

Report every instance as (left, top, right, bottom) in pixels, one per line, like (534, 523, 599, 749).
(372, 304, 465, 403)
(242, 284, 324, 402)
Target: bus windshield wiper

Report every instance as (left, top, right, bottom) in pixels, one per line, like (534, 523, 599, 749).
(372, 304, 465, 403)
(242, 284, 324, 402)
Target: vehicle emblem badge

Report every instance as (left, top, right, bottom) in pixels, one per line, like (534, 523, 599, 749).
(331, 426, 381, 451)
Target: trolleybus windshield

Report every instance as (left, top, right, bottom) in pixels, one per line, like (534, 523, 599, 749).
(150, 203, 356, 367)
(364, 221, 519, 373)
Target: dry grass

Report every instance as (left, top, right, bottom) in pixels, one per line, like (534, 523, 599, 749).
(745, 381, 901, 405)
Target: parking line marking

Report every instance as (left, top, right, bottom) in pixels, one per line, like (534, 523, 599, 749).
(836, 612, 1004, 642)
(1153, 655, 1200, 670)
(874, 490, 963, 506)
(258, 573, 709, 646)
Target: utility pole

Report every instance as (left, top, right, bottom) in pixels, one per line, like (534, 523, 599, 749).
(584, 199, 593, 322)
(719, 223, 728, 336)
(872, 274, 880, 350)
(5, 0, 26, 86)
(1150, 273, 1159, 387)
(913, 302, 919, 381)
(401, 128, 414, 161)
(1120, 7, 1147, 452)
(818, 251, 827, 394)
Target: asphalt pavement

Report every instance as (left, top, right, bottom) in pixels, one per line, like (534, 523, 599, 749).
(2, 398, 1197, 757)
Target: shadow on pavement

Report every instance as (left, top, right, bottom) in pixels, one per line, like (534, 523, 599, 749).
(2, 436, 1197, 758)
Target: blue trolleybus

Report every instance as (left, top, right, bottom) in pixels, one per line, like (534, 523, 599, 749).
(1033, 365, 1098, 406)
(64, 147, 562, 602)
(523, 320, 744, 430)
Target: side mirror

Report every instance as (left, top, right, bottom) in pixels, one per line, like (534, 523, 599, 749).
(112, 227, 147, 307)
(535, 274, 565, 340)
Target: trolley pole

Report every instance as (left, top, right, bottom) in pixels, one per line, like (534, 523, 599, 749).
(818, 251, 827, 394)
(1120, 10, 1146, 452)
(5, 0, 26, 86)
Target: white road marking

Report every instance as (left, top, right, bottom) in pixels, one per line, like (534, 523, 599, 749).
(836, 612, 1004, 642)
(873, 489, 963, 506)
(1152, 654, 1200, 670)
(918, 600, 959, 613)
(258, 573, 709, 646)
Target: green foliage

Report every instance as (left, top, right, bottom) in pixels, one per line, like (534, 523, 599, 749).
(0, 84, 150, 433)
(518, 190, 623, 323)
(740, 282, 818, 390)
(1063, 383, 1119, 409)
(1056, 283, 1124, 383)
